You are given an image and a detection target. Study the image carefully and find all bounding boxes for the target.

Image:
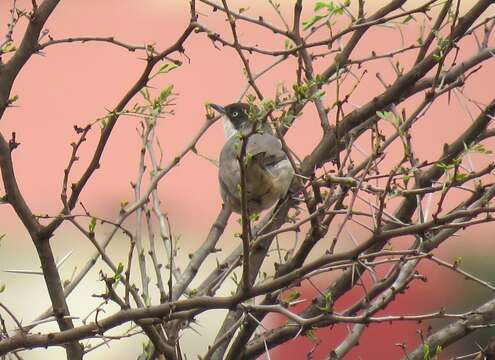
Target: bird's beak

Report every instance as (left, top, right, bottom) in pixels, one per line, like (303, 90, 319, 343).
(209, 103, 226, 115)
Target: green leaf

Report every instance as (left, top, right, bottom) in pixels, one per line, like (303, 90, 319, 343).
(470, 143, 492, 154)
(233, 142, 241, 154)
(454, 172, 468, 182)
(305, 328, 318, 342)
(314, 1, 330, 11)
(140, 88, 151, 103)
(422, 344, 430, 360)
(302, 14, 326, 30)
(114, 262, 124, 283)
(249, 212, 260, 222)
(435, 162, 452, 171)
(116, 262, 124, 274)
(312, 89, 326, 101)
(230, 271, 239, 286)
(8, 95, 19, 104)
(88, 217, 97, 233)
(1, 41, 16, 54)
(142, 341, 153, 357)
(0, 284, 5, 293)
(286, 290, 301, 302)
(376, 110, 401, 128)
(100, 118, 108, 130)
(159, 84, 174, 102)
(454, 256, 462, 266)
(318, 291, 334, 313)
(260, 99, 275, 112)
(187, 288, 198, 298)
(280, 112, 296, 128)
(152, 62, 180, 79)
(157, 62, 179, 74)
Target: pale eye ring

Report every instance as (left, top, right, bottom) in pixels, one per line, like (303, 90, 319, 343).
(232, 111, 239, 117)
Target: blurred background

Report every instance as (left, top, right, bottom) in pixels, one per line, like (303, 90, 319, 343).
(0, 0, 494, 359)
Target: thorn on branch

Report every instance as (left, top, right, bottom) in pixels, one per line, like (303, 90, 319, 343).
(8, 132, 19, 151)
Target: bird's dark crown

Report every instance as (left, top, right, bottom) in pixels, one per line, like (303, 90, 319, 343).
(223, 103, 251, 129)
(210, 102, 268, 137)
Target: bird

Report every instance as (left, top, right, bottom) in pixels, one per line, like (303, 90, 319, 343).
(210, 102, 294, 214)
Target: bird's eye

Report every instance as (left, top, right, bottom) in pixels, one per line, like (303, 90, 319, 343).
(232, 111, 239, 117)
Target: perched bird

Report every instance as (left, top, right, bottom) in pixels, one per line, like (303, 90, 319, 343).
(210, 102, 294, 214)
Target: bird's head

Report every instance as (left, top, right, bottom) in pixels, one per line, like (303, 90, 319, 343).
(210, 102, 257, 139)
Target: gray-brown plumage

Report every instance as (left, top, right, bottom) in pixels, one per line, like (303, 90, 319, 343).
(211, 103, 294, 214)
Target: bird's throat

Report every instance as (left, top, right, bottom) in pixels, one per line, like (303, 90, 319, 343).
(223, 118, 238, 139)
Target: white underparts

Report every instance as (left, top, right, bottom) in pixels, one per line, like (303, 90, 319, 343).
(223, 117, 237, 139)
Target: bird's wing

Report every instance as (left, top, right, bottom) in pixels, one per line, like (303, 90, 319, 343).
(219, 133, 290, 190)
(219, 137, 242, 198)
(246, 133, 287, 167)
(219, 133, 294, 213)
